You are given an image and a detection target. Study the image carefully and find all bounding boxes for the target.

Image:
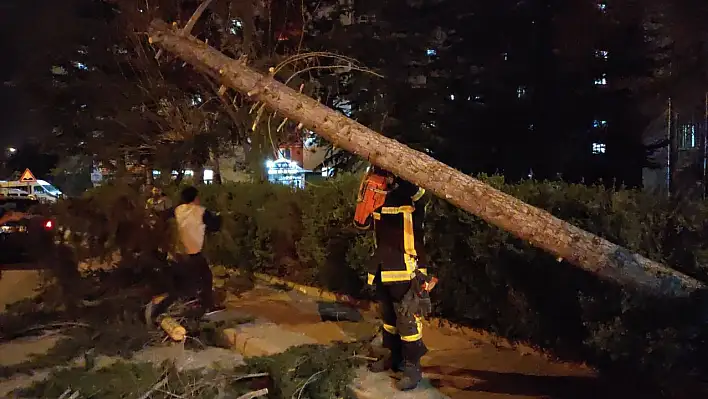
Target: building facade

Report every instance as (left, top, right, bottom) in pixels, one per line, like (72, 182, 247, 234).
(642, 97, 708, 198)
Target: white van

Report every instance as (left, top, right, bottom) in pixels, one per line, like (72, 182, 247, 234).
(0, 180, 63, 203)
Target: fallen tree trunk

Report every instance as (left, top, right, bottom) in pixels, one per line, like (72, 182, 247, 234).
(147, 19, 704, 296)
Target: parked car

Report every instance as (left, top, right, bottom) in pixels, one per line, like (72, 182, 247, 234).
(0, 197, 56, 265)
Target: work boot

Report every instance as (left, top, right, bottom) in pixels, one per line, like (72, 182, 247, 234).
(395, 361, 422, 391)
(368, 355, 404, 373)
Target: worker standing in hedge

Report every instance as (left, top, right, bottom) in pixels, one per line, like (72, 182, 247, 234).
(354, 166, 437, 391)
(145, 186, 173, 261)
(146, 186, 173, 216)
(148, 186, 224, 321)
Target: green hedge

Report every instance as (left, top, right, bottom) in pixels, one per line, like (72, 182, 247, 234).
(55, 176, 708, 394)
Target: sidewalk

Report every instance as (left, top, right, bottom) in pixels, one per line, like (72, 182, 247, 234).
(215, 280, 601, 399)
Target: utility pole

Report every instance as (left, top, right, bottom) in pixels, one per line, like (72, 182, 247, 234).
(667, 98, 675, 196)
(704, 92, 708, 198)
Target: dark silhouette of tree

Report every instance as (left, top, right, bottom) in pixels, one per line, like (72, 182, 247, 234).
(6, 0, 701, 187)
(318, 0, 664, 186)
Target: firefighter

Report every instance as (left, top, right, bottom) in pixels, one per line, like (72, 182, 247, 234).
(354, 166, 436, 391)
(146, 186, 172, 215)
(145, 186, 173, 261)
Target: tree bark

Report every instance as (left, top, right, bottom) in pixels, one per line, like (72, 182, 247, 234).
(147, 19, 704, 296)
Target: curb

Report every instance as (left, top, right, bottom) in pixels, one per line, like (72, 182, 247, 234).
(216, 322, 318, 358)
(227, 269, 576, 363)
(250, 271, 373, 310)
(217, 326, 288, 357)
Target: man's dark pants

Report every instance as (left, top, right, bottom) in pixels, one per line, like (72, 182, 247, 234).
(153, 253, 214, 316)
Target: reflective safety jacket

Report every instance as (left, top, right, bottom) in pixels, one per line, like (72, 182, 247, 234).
(146, 196, 172, 213)
(367, 178, 428, 285)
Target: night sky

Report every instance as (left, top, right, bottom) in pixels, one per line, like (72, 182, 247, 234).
(0, 0, 49, 148)
(0, 1, 18, 147)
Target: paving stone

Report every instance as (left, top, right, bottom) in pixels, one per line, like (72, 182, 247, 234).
(349, 367, 450, 399)
(132, 346, 245, 371)
(218, 322, 318, 357)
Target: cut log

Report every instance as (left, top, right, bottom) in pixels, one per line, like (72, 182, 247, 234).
(147, 19, 704, 296)
(160, 316, 187, 341)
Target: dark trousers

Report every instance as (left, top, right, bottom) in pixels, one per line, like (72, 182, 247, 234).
(375, 275, 428, 364)
(154, 253, 214, 316)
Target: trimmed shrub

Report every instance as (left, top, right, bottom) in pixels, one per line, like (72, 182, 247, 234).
(55, 175, 708, 394)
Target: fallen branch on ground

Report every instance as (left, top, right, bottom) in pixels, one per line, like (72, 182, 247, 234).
(137, 376, 168, 399)
(236, 388, 269, 399)
(57, 388, 79, 399)
(233, 372, 269, 381)
(0, 322, 91, 342)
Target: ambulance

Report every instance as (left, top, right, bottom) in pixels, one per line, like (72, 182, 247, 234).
(0, 169, 63, 203)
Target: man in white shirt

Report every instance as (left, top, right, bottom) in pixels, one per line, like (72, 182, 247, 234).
(150, 186, 223, 319)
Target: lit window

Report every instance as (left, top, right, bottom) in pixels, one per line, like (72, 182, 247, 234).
(229, 19, 243, 34)
(203, 169, 214, 183)
(426, 49, 437, 56)
(595, 50, 608, 59)
(679, 124, 697, 149)
(594, 75, 607, 86)
(593, 119, 608, 128)
(592, 143, 606, 154)
(72, 61, 88, 71)
(517, 86, 527, 98)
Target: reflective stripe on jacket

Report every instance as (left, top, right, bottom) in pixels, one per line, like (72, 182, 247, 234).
(367, 182, 428, 285)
